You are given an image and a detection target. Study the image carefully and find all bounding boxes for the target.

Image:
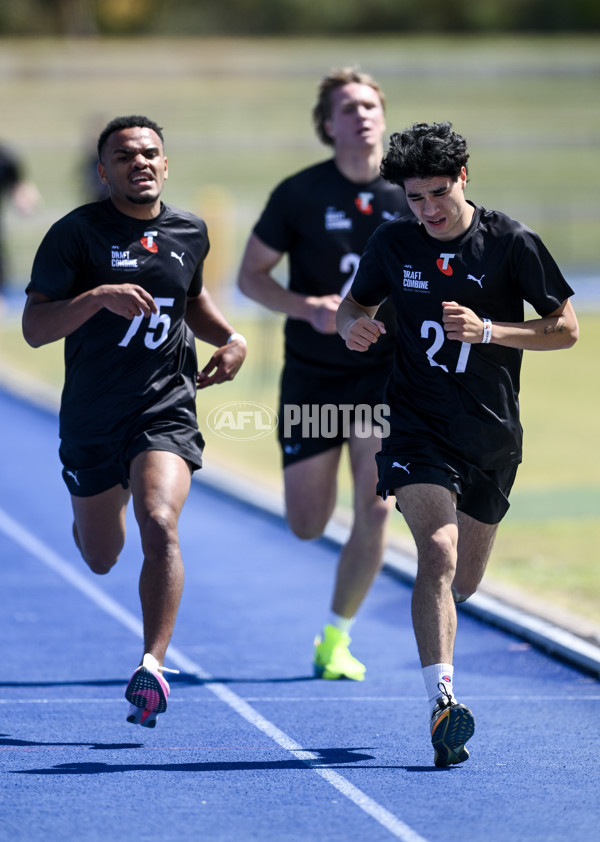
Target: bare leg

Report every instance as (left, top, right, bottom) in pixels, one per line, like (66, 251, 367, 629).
(396, 485, 486, 766)
(453, 511, 499, 601)
(129, 450, 192, 664)
(394, 484, 459, 667)
(284, 438, 389, 619)
(284, 447, 342, 540)
(71, 484, 131, 574)
(331, 432, 390, 618)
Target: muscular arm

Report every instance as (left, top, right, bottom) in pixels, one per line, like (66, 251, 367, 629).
(336, 291, 386, 352)
(442, 298, 579, 350)
(22, 285, 158, 348)
(237, 232, 341, 334)
(184, 286, 236, 346)
(185, 288, 246, 388)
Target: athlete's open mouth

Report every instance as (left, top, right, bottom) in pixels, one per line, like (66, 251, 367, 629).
(131, 173, 154, 185)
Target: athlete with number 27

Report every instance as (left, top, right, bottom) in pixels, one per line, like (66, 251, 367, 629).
(337, 121, 578, 767)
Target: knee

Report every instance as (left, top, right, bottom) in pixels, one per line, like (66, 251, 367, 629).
(284, 491, 329, 541)
(73, 522, 119, 575)
(363, 495, 390, 531)
(78, 542, 119, 575)
(84, 555, 118, 575)
(287, 510, 326, 541)
(347, 495, 389, 547)
(451, 574, 478, 602)
(452, 586, 474, 604)
(418, 530, 457, 584)
(139, 507, 180, 558)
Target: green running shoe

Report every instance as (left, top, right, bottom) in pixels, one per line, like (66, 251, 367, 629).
(430, 683, 475, 767)
(313, 624, 366, 681)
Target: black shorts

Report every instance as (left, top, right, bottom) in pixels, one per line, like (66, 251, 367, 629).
(375, 438, 519, 525)
(278, 359, 390, 467)
(59, 416, 205, 498)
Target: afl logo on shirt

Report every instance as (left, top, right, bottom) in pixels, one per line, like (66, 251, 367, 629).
(436, 252, 455, 276)
(354, 192, 374, 215)
(141, 230, 159, 253)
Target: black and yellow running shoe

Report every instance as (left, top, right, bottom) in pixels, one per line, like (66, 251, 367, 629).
(430, 682, 475, 767)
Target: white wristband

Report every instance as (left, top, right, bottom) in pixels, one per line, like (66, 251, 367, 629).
(227, 332, 246, 345)
(481, 319, 492, 344)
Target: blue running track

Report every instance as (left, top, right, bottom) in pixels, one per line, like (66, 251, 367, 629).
(0, 386, 598, 842)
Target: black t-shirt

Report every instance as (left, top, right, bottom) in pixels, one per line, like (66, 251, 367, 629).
(28, 199, 209, 445)
(253, 158, 410, 373)
(351, 203, 575, 469)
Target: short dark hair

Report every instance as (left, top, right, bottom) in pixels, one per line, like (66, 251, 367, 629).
(97, 115, 164, 161)
(312, 67, 386, 147)
(380, 122, 469, 187)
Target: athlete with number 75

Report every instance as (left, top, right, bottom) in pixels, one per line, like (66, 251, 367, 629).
(337, 121, 578, 767)
(22, 115, 246, 728)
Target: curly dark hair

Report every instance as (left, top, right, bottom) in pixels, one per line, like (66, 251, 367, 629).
(312, 67, 386, 147)
(97, 116, 164, 161)
(380, 122, 469, 186)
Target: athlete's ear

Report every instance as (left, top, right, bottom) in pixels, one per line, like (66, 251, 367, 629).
(323, 119, 335, 142)
(97, 162, 109, 185)
(459, 167, 467, 189)
(163, 156, 168, 180)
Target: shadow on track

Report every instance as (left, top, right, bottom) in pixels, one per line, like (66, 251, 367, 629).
(12, 747, 383, 775)
(0, 733, 142, 750)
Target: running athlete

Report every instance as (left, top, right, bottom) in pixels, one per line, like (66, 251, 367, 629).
(237, 68, 409, 681)
(22, 116, 247, 728)
(337, 121, 578, 765)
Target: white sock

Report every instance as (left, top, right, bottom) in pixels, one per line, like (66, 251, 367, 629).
(142, 653, 160, 672)
(422, 663, 455, 716)
(327, 611, 355, 635)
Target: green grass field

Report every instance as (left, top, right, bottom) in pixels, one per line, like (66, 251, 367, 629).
(1, 35, 598, 627)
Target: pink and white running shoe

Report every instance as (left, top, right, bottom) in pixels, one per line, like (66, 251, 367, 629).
(125, 653, 179, 728)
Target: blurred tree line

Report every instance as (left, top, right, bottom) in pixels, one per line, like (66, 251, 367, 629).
(0, 0, 598, 36)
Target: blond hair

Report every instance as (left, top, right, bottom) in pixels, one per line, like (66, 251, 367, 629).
(312, 68, 386, 147)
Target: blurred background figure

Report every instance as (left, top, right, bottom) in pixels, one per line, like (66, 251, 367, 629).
(0, 143, 40, 315)
(78, 114, 111, 204)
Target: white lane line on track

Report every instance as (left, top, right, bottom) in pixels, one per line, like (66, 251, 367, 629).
(0, 506, 428, 842)
(3, 696, 600, 705)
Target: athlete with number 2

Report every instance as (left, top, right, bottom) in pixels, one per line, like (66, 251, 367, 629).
(238, 69, 409, 682)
